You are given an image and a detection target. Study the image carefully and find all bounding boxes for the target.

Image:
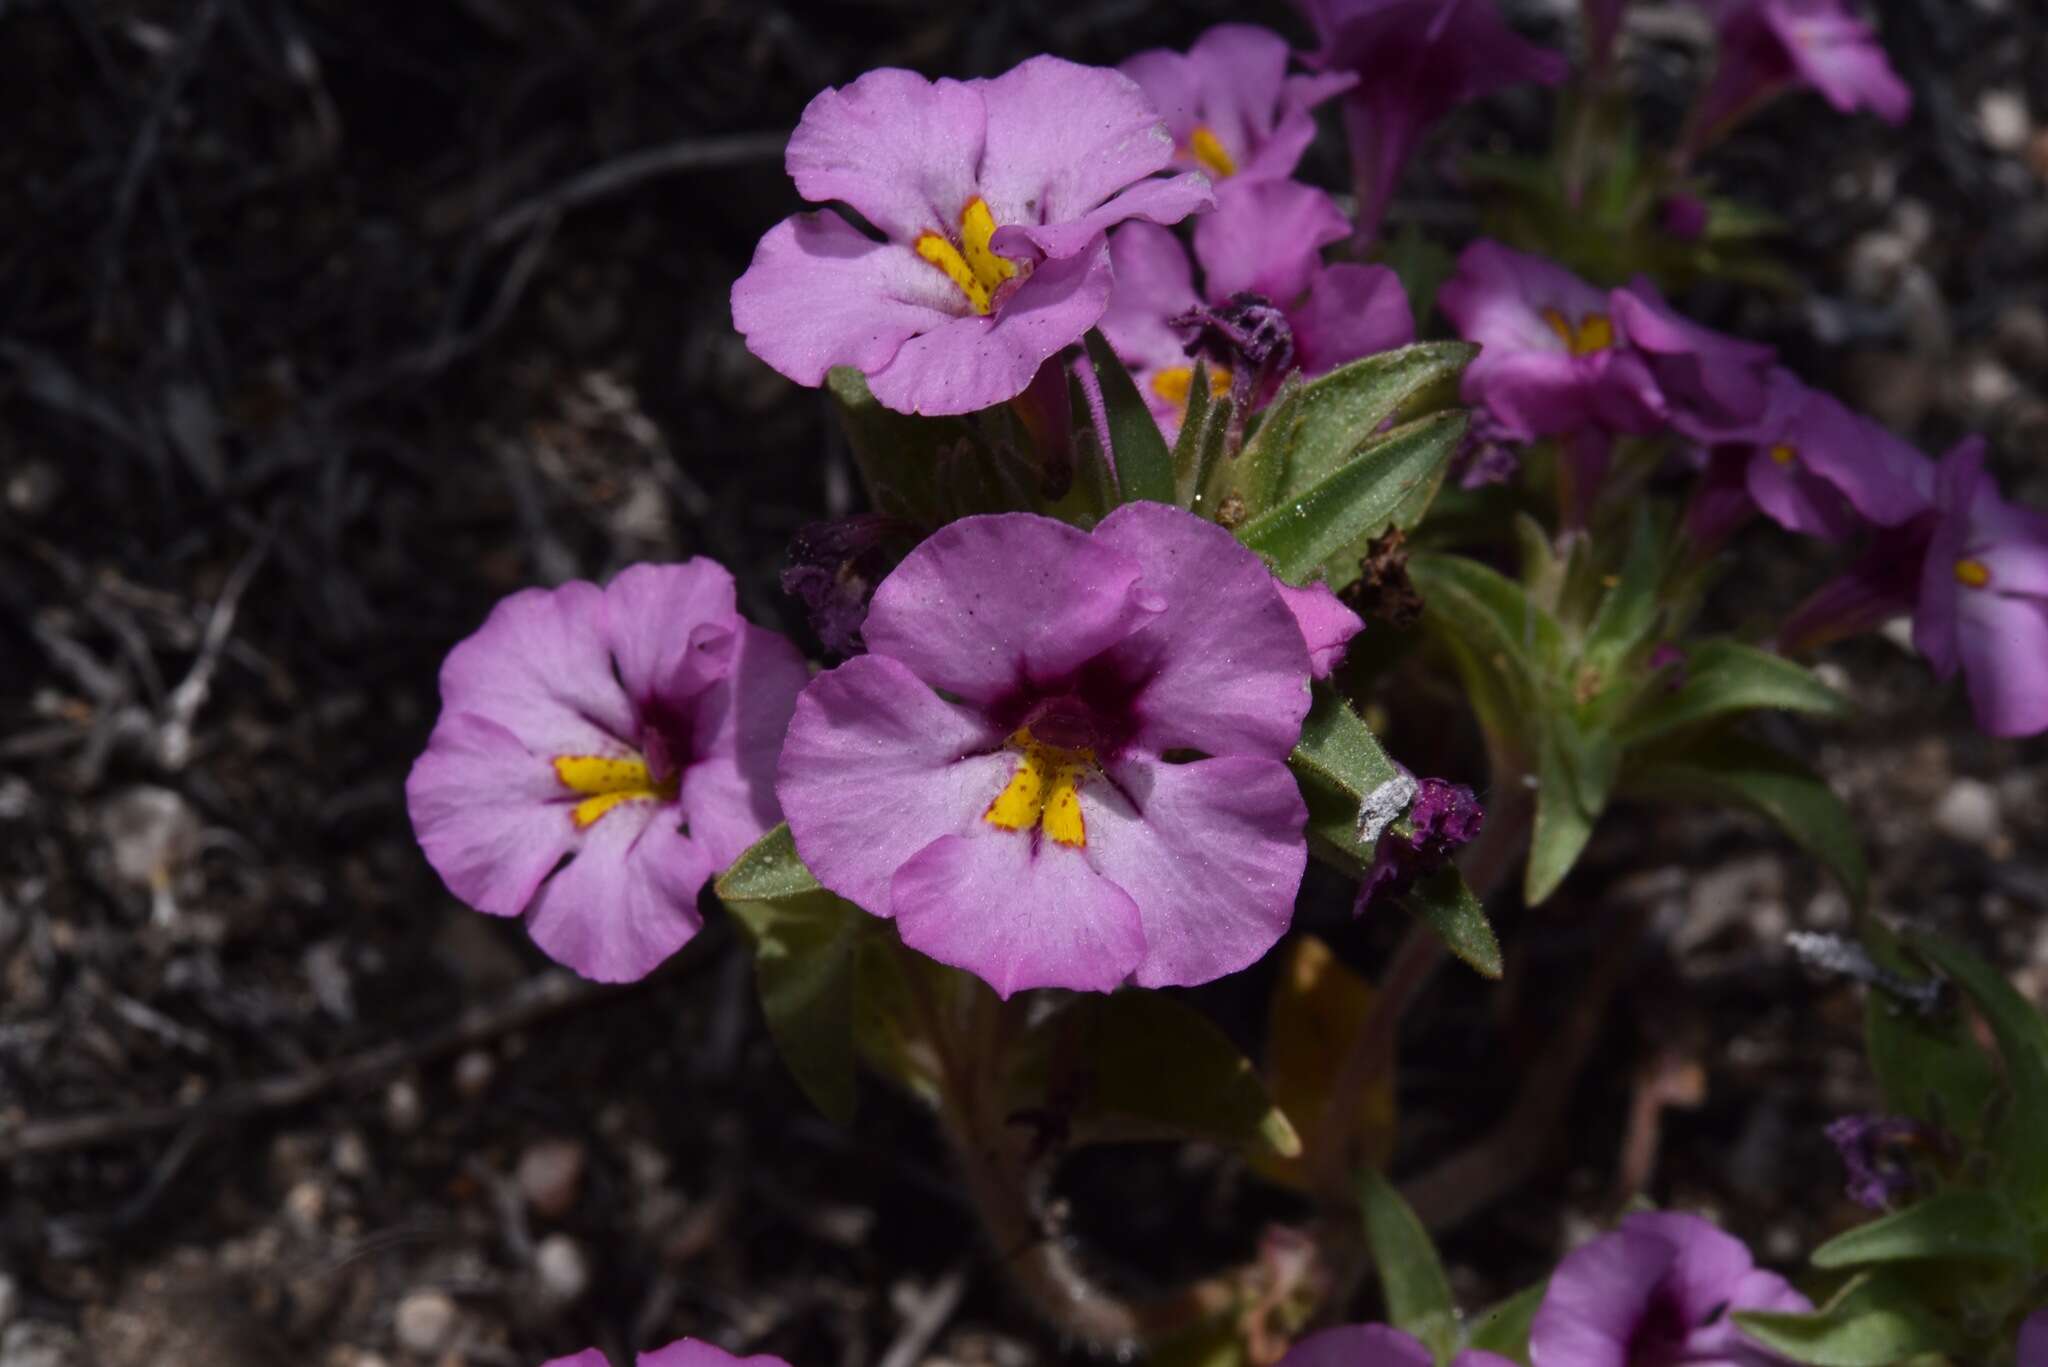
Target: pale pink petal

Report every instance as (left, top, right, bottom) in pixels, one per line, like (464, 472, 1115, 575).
(1278, 1325, 1433, 1367)
(1958, 594, 2048, 738)
(891, 829, 1147, 997)
(1100, 222, 1203, 374)
(1528, 1225, 1677, 1367)
(522, 799, 713, 983)
(542, 1353, 611, 1367)
(682, 623, 812, 869)
(436, 581, 633, 755)
(785, 67, 987, 242)
(406, 712, 578, 918)
(603, 560, 739, 715)
(1289, 262, 1415, 376)
(1193, 179, 1349, 302)
(639, 1341, 791, 1367)
(1275, 580, 1365, 678)
(990, 174, 1216, 266)
(976, 57, 1182, 230)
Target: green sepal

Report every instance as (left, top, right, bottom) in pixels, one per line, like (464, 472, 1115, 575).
(1083, 328, 1176, 507)
(1359, 1168, 1458, 1363)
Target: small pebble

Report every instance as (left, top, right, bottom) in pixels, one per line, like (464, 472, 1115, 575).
(333, 1130, 371, 1180)
(393, 1292, 457, 1355)
(1977, 88, 2031, 153)
(0, 1275, 16, 1329)
(283, 1179, 326, 1236)
(1932, 778, 2000, 846)
(0, 1322, 83, 1367)
(534, 1234, 590, 1306)
(517, 1139, 586, 1220)
(452, 1050, 494, 1099)
(384, 1079, 423, 1135)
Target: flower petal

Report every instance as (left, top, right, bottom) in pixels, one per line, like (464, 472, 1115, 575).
(541, 1354, 611, 1367)
(976, 56, 1181, 230)
(865, 245, 1114, 416)
(1101, 222, 1202, 374)
(1289, 262, 1415, 376)
(785, 67, 988, 242)
(1745, 446, 1860, 540)
(406, 711, 578, 918)
(989, 174, 1216, 266)
(863, 513, 1161, 704)
(1083, 754, 1306, 989)
(640, 1341, 791, 1367)
(1278, 1325, 1434, 1367)
(731, 211, 963, 392)
(1275, 580, 1365, 678)
(891, 830, 1146, 997)
(1528, 1224, 1677, 1367)
(1764, 1, 1911, 124)
(436, 581, 634, 755)
(522, 799, 712, 982)
(1958, 592, 2048, 737)
(1093, 501, 1312, 757)
(603, 560, 739, 715)
(1193, 179, 1349, 302)
(682, 623, 812, 868)
(777, 654, 1009, 916)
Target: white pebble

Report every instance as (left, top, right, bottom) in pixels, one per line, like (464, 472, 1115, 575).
(452, 1049, 495, 1099)
(1933, 778, 2000, 846)
(1978, 89, 2032, 153)
(393, 1291, 457, 1355)
(534, 1233, 590, 1306)
(384, 1078, 423, 1135)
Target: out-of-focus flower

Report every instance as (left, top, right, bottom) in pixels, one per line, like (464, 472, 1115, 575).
(1353, 776, 1483, 912)
(1121, 25, 1355, 188)
(781, 514, 920, 656)
(2020, 1310, 2048, 1367)
(1529, 1211, 1811, 1366)
(1584, 0, 1630, 75)
(1689, 0, 1910, 151)
(778, 505, 1311, 997)
(731, 58, 1212, 416)
(407, 563, 807, 982)
(1913, 439, 2048, 738)
(1776, 516, 1930, 653)
(1100, 180, 1412, 434)
(1438, 241, 1663, 443)
(1296, 0, 1566, 237)
(1276, 580, 1366, 679)
(545, 1340, 792, 1367)
(1695, 369, 1931, 542)
(1660, 192, 1710, 241)
(1823, 1113, 1928, 1209)
(1281, 1324, 1516, 1367)
(1610, 276, 1775, 439)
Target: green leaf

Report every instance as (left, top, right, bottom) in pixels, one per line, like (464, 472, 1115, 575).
(1401, 866, 1502, 980)
(1276, 342, 1476, 503)
(1732, 1269, 1963, 1366)
(1527, 724, 1598, 905)
(1464, 1280, 1546, 1363)
(1907, 932, 2048, 1223)
(1579, 503, 1664, 669)
(1810, 1190, 2031, 1270)
(1619, 641, 1854, 745)
(1860, 920, 1998, 1145)
(1083, 329, 1175, 506)
(1622, 734, 1867, 901)
(1172, 361, 1234, 511)
(1047, 992, 1301, 1159)
(1359, 1168, 1458, 1361)
(1237, 410, 1467, 588)
(1408, 552, 1567, 711)
(827, 367, 1033, 525)
(716, 825, 861, 1124)
(1209, 371, 1303, 520)
(1290, 682, 1405, 874)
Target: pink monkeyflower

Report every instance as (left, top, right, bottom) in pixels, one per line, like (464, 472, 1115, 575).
(1276, 580, 1366, 679)
(406, 563, 807, 982)
(1099, 180, 1412, 436)
(1120, 25, 1356, 190)
(1609, 276, 1775, 439)
(1688, 368, 1931, 544)
(1912, 439, 2048, 738)
(1281, 1325, 1515, 1367)
(731, 58, 1213, 417)
(1529, 1211, 1810, 1366)
(545, 1340, 790, 1367)
(1689, 0, 1910, 152)
(777, 505, 1312, 997)
(1296, 0, 1567, 238)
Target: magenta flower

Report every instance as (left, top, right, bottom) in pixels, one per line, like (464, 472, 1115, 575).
(1609, 276, 1776, 439)
(1695, 368, 1931, 542)
(1120, 25, 1355, 189)
(1912, 439, 2048, 738)
(730, 58, 1214, 417)
(1281, 1325, 1515, 1367)
(1276, 580, 1366, 679)
(2021, 1311, 2048, 1367)
(777, 505, 1311, 997)
(1438, 241, 1663, 443)
(1297, 0, 1567, 237)
(1100, 180, 1413, 434)
(1529, 1211, 1810, 1367)
(545, 1340, 790, 1367)
(406, 563, 808, 982)
(1689, 0, 1910, 152)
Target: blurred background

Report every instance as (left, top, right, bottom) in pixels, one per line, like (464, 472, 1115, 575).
(1, 1, 2044, 1363)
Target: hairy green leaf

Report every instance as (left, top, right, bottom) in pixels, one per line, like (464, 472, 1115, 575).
(1464, 1280, 1546, 1363)
(1732, 1270, 1962, 1366)
(1277, 342, 1475, 502)
(1810, 1190, 2030, 1270)
(1619, 641, 1853, 745)
(1402, 866, 1502, 979)
(1083, 329, 1175, 507)
(1360, 1168, 1457, 1361)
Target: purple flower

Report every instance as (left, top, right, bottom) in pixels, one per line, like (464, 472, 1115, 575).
(1777, 516, 1931, 653)
(1438, 241, 1663, 443)
(1101, 180, 1413, 434)
(781, 514, 919, 656)
(1280, 1325, 1516, 1367)
(1823, 1113, 1926, 1209)
(1689, 0, 1910, 152)
(1661, 192, 1710, 241)
(545, 1340, 791, 1367)
(1297, 0, 1567, 238)
(1700, 369, 1932, 541)
(1530, 1211, 1811, 1367)
(1120, 25, 1356, 188)
(1912, 439, 2048, 738)
(777, 505, 1312, 997)
(2021, 1311, 2048, 1367)
(1276, 580, 1366, 679)
(1609, 276, 1776, 439)
(406, 563, 808, 982)
(731, 58, 1214, 417)
(1354, 777, 1484, 913)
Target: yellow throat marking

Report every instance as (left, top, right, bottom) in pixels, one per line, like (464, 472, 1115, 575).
(1151, 364, 1233, 410)
(1954, 558, 1992, 589)
(553, 754, 677, 830)
(915, 196, 1016, 316)
(984, 727, 1091, 848)
(1189, 126, 1237, 179)
(1542, 308, 1613, 357)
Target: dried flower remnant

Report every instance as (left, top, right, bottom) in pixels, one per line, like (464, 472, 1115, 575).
(406, 562, 807, 982)
(731, 57, 1212, 416)
(781, 514, 919, 656)
(1120, 24, 1355, 188)
(1353, 777, 1483, 912)
(1823, 1113, 1930, 1210)
(778, 505, 1312, 997)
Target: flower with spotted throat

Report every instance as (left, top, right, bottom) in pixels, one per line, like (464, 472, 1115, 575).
(406, 562, 807, 982)
(777, 505, 1313, 997)
(545, 1340, 791, 1367)
(1119, 25, 1356, 189)
(730, 57, 1214, 417)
